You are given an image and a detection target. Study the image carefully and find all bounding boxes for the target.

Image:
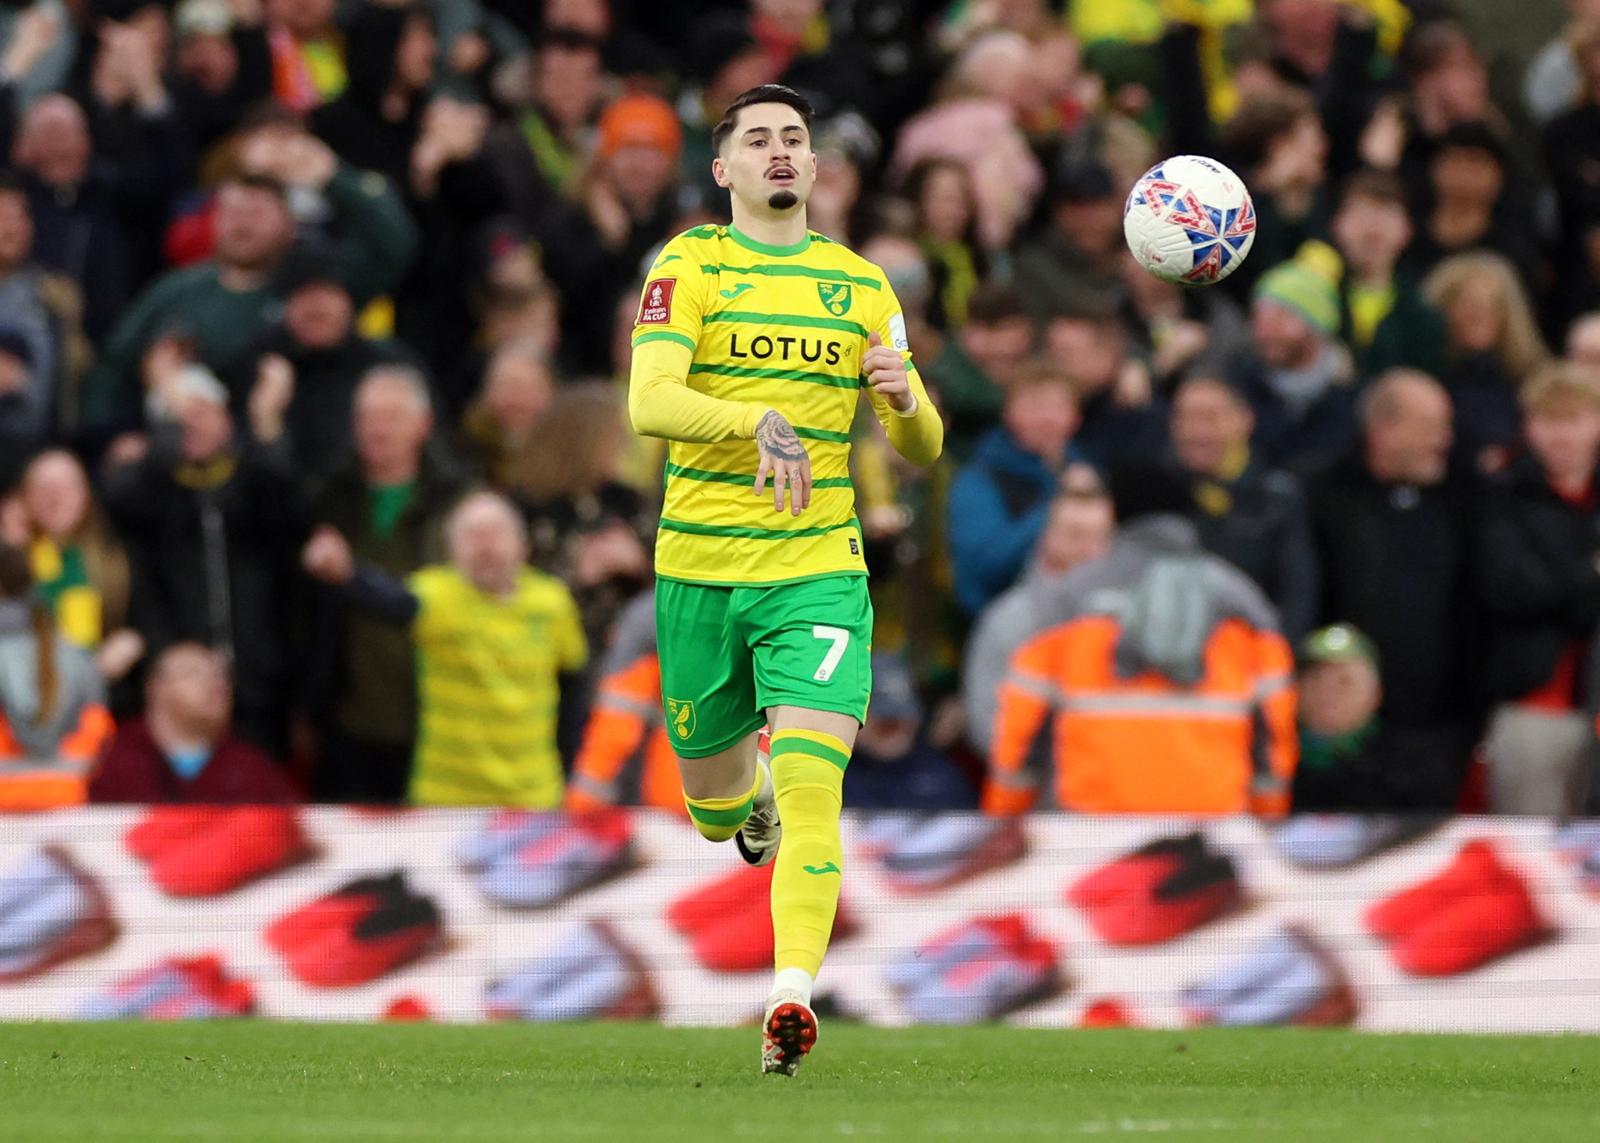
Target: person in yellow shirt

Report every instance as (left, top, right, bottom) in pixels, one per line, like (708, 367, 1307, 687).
(302, 489, 586, 808)
(628, 84, 943, 1075)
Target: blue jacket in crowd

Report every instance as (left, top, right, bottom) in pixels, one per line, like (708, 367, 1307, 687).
(947, 427, 1084, 617)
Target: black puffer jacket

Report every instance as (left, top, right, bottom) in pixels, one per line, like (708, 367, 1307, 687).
(1189, 460, 1319, 641)
(1310, 454, 1483, 730)
(101, 430, 307, 753)
(1479, 456, 1600, 703)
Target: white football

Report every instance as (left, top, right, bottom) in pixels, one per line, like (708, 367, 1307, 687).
(1123, 155, 1256, 285)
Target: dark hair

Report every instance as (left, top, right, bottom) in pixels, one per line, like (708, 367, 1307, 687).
(540, 25, 605, 53)
(711, 84, 814, 156)
(1009, 357, 1078, 398)
(223, 171, 290, 201)
(1336, 166, 1408, 212)
(1047, 300, 1122, 329)
(1435, 121, 1507, 166)
(235, 99, 305, 135)
(273, 239, 351, 295)
(1400, 18, 1477, 81)
(901, 157, 977, 238)
(965, 283, 1030, 327)
(1174, 372, 1250, 410)
(1046, 157, 1116, 205)
(1220, 87, 1317, 173)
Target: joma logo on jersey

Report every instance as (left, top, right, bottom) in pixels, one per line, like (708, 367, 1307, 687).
(666, 698, 696, 740)
(729, 334, 844, 365)
(817, 283, 852, 315)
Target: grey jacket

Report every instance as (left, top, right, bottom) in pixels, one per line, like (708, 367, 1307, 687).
(963, 515, 1283, 754)
(0, 602, 105, 759)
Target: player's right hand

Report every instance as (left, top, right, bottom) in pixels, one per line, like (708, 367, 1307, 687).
(754, 409, 812, 516)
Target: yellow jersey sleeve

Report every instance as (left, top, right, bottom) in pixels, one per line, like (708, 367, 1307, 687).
(862, 279, 943, 467)
(629, 240, 769, 443)
(407, 567, 445, 641)
(550, 581, 589, 673)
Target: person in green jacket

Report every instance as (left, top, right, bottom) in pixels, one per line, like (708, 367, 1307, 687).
(81, 133, 418, 437)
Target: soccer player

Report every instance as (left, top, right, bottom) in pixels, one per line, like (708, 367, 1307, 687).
(628, 84, 943, 1075)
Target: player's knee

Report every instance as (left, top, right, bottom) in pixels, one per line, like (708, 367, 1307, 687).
(682, 775, 759, 842)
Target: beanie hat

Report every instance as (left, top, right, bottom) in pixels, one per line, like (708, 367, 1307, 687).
(1299, 623, 1378, 670)
(1106, 462, 1196, 524)
(1252, 259, 1339, 339)
(597, 95, 682, 162)
(272, 240, 351, 297)
(171, 364, 229, 408)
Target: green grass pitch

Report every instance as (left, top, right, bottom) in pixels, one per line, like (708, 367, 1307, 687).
(3, 1022, 1600, 1141)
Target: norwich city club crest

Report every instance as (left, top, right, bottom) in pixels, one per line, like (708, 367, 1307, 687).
(666, 698, 696, 741)
(817, 282, 852, 316)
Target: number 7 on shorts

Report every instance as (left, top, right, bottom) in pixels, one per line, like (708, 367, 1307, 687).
(811, 625, 849, 683)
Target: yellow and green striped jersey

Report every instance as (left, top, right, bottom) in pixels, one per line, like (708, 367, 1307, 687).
(407, 566, 588, 808)
(629, 223, 941, 587)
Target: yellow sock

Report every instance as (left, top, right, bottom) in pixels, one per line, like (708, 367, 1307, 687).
(768, 729, 849, 978)
(683, 766, 761, 842)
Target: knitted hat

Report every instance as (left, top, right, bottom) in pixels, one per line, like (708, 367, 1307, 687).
(273, 240, 351, 297)
(176, 0, 233, 38)
(597, 95, 682, 161)
(171, 364, 229, 408)
(1252, 259, 1339, 339)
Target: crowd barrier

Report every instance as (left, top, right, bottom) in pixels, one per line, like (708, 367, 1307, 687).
(2, 807, 1598, 1031)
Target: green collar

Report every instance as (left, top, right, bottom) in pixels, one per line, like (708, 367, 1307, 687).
(1299, 718, 1380, 771)
(728, 224, 810, 257)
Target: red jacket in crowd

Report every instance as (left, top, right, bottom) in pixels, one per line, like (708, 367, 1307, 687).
(88, 718, 299, 804)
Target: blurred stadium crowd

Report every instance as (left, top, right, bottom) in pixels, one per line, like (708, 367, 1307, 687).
(0, 0, 1595, 818)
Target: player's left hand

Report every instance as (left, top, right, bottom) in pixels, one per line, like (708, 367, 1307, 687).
(864, 332, 916, 413)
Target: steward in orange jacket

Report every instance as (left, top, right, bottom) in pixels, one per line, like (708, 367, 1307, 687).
(565, 590, 683, 814)
(974, 485, 1297, 816)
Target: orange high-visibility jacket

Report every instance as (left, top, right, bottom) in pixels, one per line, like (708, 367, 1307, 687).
(977, 516, 1297, 816)
(0, 705, 114, 810)
(566, 590, 683, 814)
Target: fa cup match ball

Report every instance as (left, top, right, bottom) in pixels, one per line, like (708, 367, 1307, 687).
(1123, 155, 1256, 285)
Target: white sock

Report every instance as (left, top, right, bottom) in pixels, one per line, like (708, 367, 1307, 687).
(773, 966, 814, 1006)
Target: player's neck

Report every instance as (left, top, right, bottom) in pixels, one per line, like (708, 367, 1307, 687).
(729, 205, 809, 252)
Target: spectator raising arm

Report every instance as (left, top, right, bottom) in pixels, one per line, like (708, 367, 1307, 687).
(302, 492, 588, 809)
(302, 524, 421, 626)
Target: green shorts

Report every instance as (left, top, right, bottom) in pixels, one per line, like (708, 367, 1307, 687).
(655, 575, 874, 758)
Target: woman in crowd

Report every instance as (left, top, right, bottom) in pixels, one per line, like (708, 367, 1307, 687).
(1423, 251, 1551, 472)
(8, 450, 144, 684)
(0, 541, 113, 809)
(903, 157, 989, 332)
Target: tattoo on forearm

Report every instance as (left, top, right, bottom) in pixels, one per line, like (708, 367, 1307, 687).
(756, 410, 807, 462)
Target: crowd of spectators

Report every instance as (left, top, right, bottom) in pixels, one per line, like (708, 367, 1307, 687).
(0, 0, 1596, 818)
